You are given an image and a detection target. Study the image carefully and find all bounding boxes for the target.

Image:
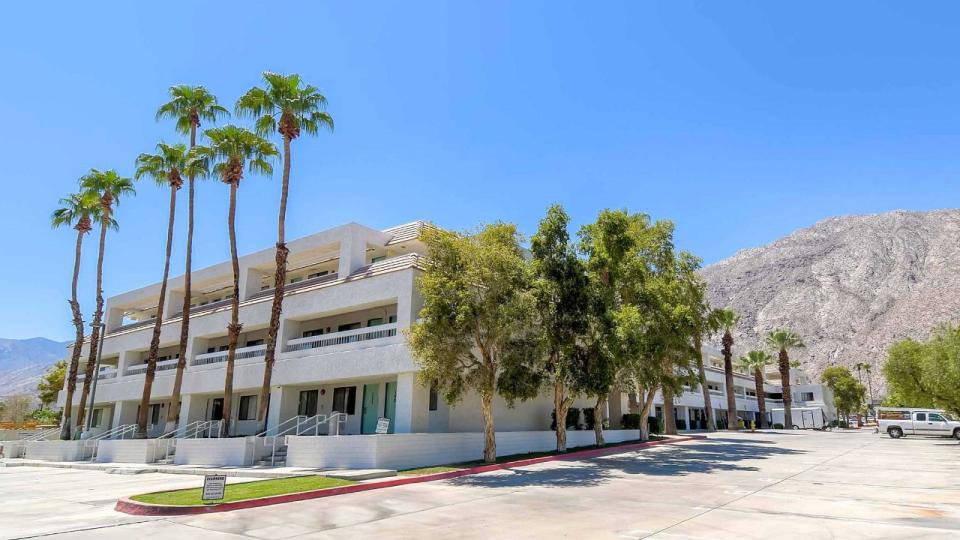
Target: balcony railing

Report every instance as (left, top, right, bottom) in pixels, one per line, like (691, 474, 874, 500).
(125, 358, 179, 376)
(191, 344, 267, 367)
(77, 367, 119, 382)
(284, 323, 399, 353)
(249, 272, 340, 300)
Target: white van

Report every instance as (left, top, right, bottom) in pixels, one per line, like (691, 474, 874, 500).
(877, 408, 960, 439)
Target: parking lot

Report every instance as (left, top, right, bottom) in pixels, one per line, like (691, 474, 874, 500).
(2, 430, 959, 539)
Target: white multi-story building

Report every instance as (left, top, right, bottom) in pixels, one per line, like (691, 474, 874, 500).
(54, 220, 834, 467)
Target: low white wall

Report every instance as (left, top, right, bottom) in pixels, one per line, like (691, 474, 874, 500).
(174, 437, 266, 467)
(22, 440, 94, 462)
(95, 439, 170, 463)
(286, 429, 641, 470)
(0, 441, 26, 458)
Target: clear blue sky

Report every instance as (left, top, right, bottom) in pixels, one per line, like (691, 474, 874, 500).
(2, 2, 959, 341)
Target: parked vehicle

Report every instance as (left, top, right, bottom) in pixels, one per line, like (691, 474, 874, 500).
(877, 408, 960, 439)
(769, 407, 828, 429)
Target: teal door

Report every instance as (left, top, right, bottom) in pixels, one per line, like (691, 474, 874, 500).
(361, 384, 379, 434)
(384, 381, 397, 434)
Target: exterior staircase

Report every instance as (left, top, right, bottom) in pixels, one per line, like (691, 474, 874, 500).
(256, 443, 287, 467)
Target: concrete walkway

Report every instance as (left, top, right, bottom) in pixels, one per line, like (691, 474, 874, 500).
(3, 430, 959, 539)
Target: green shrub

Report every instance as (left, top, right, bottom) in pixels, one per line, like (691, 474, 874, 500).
(676, 418, 687, 430)
(583, 408, 595, 430)
(773, 423, 784, 429)
(649, 416, 662, 434)
(551, 408, 582, 430)
(622, 413, 641, 429)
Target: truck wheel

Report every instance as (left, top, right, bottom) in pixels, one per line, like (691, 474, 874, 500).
(888, 427, 903, 439)
(953, 429, 960, 440)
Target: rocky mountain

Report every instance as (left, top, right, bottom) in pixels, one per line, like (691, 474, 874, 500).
(701, 209, 960, 394)
(0, 337, 69, 397)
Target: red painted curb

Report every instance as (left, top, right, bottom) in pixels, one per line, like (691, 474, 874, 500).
(115, 435, 702, 516)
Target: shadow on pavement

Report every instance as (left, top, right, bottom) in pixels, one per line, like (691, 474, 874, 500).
(448, 437, 805, 489)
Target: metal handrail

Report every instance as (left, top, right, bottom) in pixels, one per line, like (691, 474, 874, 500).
(257, 415, 308, 437)
(259, 413, 347, 467)
(21, 427, 60, 442)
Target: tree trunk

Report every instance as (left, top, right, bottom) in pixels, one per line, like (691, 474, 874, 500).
(553, 377, 574, 452)
(779, 348, 792, 429)
(221, 182, 242, 438)
(137, 184, 177, 438)
(481, 391, 496, 463)
(76, 217, 108, 433)
(166, 125, 198, 433)
(661, 358, 676, 435)
(257, 134, 293, 434)
(638, 389, 656, 441)
(593, 394, 606, 447)
(60, 228, 86, 440)
(696, 348, 716, 432)
(750, 367, 765, 428)
(722, 330, 738, 430)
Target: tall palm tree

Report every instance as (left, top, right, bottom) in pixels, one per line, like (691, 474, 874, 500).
(855, 362, 875, 417)
(133, 143, 207, 438)
(236, 72, 334, 433)
(737, 350, 775, 429)
(765, 328, 805, 429)
(51, 191, 101, 440)
(75, 170, 134, 433)
(714, 308, 740, 430)
(156, 85, 228, 432)
(196, 126, 277, 437)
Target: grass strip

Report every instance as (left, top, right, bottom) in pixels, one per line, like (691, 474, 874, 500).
(130, 475, 355, 506)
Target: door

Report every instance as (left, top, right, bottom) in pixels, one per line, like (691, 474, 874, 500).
(298, 390, 319, 417)
(361, 384, 379, 434)
(912, 412, 928, 435)
(383, 381, 397, 434)
(927, 413, 951, 435)
(210, 398, 224, 421)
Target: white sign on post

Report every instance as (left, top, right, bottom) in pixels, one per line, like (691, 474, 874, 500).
(202, 474, 227, 501)
(375, 417, 390, 434)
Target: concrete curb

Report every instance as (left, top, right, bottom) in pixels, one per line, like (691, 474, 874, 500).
(115, 435, 702, 516)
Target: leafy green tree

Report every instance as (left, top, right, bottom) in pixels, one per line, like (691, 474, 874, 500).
(529, 205, 592, 451)
(76, 169, 134, 434)
(764, 328, 805, 428)
(236, 72, 334, 433)
(51, 191, 100, 439)
(37, 360, 66, 410)
(714, 309, 740, 430)
(408, 223, 540, 462)
(156, 85, 228, 432)
(133, 143, 206, 438)
(195, 126, 278, 437)
(822, 366, 865, 425)
(737, 350, 775, 428)
(883, 326, 960, 414)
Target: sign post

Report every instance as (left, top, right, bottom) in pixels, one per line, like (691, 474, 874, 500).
(202, 474, 227, 502)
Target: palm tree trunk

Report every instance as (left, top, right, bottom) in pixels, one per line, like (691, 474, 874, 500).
(780, 348, 793, 428)
(481, 390, 496, 463)
(137, 184, 177, 438)
(593, 394, 606, 447)
(60, 229, 86, 440)
(754, 367, 767, 429)
(221, 182, 241, 438)
(256, 134, 292, 433)
(723, 331, 738, 430)
(696, 354, 716, 432)
(167, 125, 197, 433)
(76, 217, 108, 433)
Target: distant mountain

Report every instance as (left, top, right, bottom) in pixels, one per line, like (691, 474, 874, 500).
(701, 209, 960, 395)
(0, 337, 69, 397)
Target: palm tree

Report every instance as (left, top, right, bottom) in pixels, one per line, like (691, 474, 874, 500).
(133, 143, 206, 438)
(196, 126, 277, 437)
(765, 328, 805, 429)
(156, 85, 228, 432)
(714, 308, 740, 430)
(51, 191, 101, 440)
(736, 350, 775, 429)
(236, 72, 334, 433)
(75, 170, 134, 433)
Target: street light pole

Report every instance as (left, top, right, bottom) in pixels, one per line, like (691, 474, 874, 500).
(81, 322, 106, 440)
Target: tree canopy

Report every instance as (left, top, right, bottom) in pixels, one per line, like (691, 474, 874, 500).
(821, 365, 865, 422)
(883, 325, 960, 414)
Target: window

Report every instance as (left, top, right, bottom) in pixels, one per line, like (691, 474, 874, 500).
(429, 385, 439, 411)
(246, 339, 264, 347)
(290, 276, 303, 284)
(149, 404, 162, 426)
(367, 318, 384, 327)
(206, 347, 216, 354)
(338, 322, 362, 332)
(211, 398, 224, 421)
(308, 271, 329, 279)
(915, 412, 927, 421)
(333, 386, 357, 415)
(238, 395, 257, 421)
(388, 315, 397, 324)
(929, 413, 945, 422)
(298, 390, 319, 417)
(91, 408, 103, 428)
(371, 255, 386, 263)
(800, 392, 815, 401)
(303, 329, 325, 338)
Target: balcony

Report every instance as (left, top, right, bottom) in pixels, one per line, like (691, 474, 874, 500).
(191, 344, 267, 367)
(76, 367, 119, 382)
(250, 272, 340, 300)
(125, 358, 179, 376)
(284, 323, 399, 353)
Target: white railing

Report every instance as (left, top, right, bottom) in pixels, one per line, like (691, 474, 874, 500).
(124, 358, 179, 376)
(22, 427, 60, 442)
(77, 367, 119, 382)
(191, 344, 267, 367)
(258, 413, 347, 467)
(284, 323, 398, 353)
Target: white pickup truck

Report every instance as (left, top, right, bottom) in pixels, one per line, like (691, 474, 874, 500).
(877, 408, 960, 439)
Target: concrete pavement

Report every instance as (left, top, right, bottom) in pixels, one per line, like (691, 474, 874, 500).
(3, 430, 959, 539)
